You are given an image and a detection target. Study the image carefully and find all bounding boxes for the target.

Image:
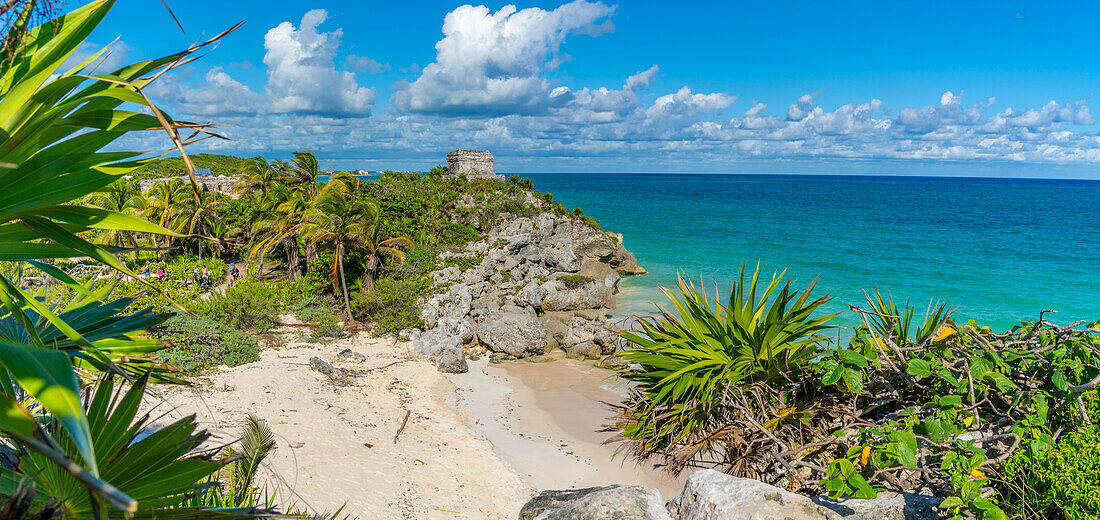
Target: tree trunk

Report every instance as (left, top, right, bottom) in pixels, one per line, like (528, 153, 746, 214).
(337, 245, 353, 322)
(286, 236, 300, 280)
(305, 241, 316, 266)
(363, 254, 377, 293)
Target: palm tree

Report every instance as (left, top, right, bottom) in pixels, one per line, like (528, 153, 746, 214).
(141, 178, 192, 250)
(232, 156, 279, 201)
(281, 151, 324, 199)
(360, 202, 411, 293)
(298, 173, 406, 319)
(83, 178, 147, 254)
(180, 190, 227, 261)
(249, 183, 309, 279)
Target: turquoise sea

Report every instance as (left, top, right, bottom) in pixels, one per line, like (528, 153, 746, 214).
(523, 173, 1100, 331)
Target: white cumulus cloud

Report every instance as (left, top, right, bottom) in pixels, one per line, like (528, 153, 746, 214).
(150, 9, 375, 118)
(391, 1, 616, 116)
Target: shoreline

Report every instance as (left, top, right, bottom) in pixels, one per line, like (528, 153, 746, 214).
(144, 329, 681, 518)
(449, 354, 686, 500)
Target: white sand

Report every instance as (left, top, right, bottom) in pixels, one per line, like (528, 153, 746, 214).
(450, 355, 687, 499)
(147, 332, 681, 519)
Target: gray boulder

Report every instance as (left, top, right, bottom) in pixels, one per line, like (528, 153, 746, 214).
(309, 357, 335, 378)
(541, 244, 579, 272)
(562, 317, 602, 359)
(812, 493, 940, 520)
(429, 284, 472, 319)
(570, 223, 618, 263)
(477, 309, 548, 357)
(505, 234, 531, 253)
(430, 265, 461, 284)
(593, 326, 619, 354)
(541, 278, 614, 312)
(518, 282, 548, 308)
(668, 469, 842, 520)
(462, 260, 492, 285)
(519, 485, 671, 520)
(436, 316, 476, 344)
(419, 304, 439, 330)
(412, 329, 468, 374)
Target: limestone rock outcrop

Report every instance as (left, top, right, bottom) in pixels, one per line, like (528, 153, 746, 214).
(413, 197, 644, 367)
(519, 486, 672, 520)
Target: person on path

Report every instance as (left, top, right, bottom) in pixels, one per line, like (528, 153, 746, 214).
(201, 266, 211, 292)
(229, 262, 240, 286)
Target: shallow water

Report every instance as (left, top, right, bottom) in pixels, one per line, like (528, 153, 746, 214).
(525, 173, 1100, 331)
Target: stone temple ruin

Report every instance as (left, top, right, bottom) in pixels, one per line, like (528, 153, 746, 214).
(446, 149, 503, 180)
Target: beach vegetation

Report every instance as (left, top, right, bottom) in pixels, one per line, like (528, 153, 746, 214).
(615, 265, 836, 476)
(152, 314, 260, 374)
(556, 274, 594, 288)
(442, 254, 484, 271)
(351, 277, 423, 336)
(0, 0, 292, 516)
(614, 265, 1100, 520)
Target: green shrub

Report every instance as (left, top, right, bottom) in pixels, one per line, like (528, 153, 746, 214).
(152, 314, 260, 374)
(191, 277, 318, 332)
(556, 274, 593, 289)
(163, 255, 226, 283)
(443, 254, 484, 271)
(1003, 396, 1100, 520)
(292, 297, 342, 338)
(351, 277, 423, 336)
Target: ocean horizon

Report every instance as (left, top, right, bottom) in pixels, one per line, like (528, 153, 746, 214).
(520, 172, 1100, 331)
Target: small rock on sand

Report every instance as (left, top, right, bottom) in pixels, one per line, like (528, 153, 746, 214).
(309, 356, 335, 377)
(336, 349, 366, 362)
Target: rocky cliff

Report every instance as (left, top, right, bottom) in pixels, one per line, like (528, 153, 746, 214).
(410, 195, 645, 373)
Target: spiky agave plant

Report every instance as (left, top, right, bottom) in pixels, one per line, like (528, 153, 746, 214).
(614, 263, 838, 476)
(860, 288, 955, 349)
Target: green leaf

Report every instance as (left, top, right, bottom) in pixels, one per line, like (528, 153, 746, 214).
(981, 507, 1008, 520)
(0, 340, 97, 475)
(897, 431, 918, 466)
(841, 349, 869, 368)
(906, 359, 932, 378)
(842, 368, 864, 394)
(983, 371, 1017, 393)
(938, 395, 963, 407)
(940, 496, 964, 509)
(1052, 371, 1068, 392)
(0, 392, 40, 437)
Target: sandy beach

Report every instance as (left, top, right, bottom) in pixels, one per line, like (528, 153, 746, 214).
(146, 330, 680, 519)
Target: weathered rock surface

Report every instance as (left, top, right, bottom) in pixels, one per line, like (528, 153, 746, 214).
(667, 469, 940, 520)
(309, 357, 335, 378)
(416, 195, 644, 360)
(668, 469, 843, 520)
(412, 329, 468, 374)
(477, 309, 548, 357)
(519, 485, 672, 520)
(812, 492, 940, 520)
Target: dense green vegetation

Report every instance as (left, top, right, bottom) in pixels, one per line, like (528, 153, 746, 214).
(0, 1, 288, 518)
(616, 265, 1100, 520)
(130, 153, 249, 180)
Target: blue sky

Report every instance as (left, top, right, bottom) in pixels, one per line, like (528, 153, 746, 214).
(84, 0, 1100, 176)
